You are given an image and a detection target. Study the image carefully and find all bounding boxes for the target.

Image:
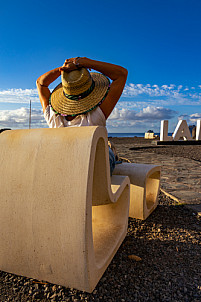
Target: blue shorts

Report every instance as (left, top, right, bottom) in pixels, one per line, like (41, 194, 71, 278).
(109, 147, 116, 176)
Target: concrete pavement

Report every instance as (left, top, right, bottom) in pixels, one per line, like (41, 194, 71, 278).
(114, 142, 201, 216)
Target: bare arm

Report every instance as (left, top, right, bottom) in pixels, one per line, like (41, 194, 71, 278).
(36, 68, 61, 112)
(36, 63, 77, 112)
(73, 57, 128, 119)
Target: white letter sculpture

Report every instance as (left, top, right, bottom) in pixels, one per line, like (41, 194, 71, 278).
(160, 119, 201, 141)
(196, 120, 201, 140)
(172, 120, 192, 141)
(160, 120, 173, 141)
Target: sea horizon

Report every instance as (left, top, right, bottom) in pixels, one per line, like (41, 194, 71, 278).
(108, 132, 160, 138)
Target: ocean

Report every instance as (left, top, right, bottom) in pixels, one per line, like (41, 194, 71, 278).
(108, 133, 160, 138)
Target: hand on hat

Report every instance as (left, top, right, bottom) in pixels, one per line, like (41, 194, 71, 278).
(59, 60, 78, 73)
(59, 57, 91, 72)
(65, 57, 80, 66)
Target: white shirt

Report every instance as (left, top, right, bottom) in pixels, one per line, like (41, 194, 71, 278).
(44, 105, 106, 128)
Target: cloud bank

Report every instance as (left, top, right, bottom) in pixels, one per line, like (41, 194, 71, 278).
(122, 83, 201, 106)
(178, 112, 201, 124)
(123, 83, 201, 98)
(109, 106, 177, 121)
(0, 107, 46, 129)
(107, 106, 178, 130)
(1, 84, 201, 106)
(0, 84, 201, 131)
(0, 88, 39, 104)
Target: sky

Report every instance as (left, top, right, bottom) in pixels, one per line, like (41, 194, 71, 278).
(0, 0, 201, 133)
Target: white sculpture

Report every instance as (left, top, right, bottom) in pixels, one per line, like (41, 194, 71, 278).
(196, 120, 201, 140)
(160, 120, 173, 141)
(160, 119, 201, 141)
(172, 120, 192, 141)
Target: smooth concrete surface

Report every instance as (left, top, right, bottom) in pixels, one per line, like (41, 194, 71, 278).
(0, 126, 130, 293)
(113, 163, 161, 220)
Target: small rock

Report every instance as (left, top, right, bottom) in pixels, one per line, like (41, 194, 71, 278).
(52, 284, 57, 292)
(50, 293, 57, 299)
(46, 293, 50, 299)
(128, 254, 142, 261)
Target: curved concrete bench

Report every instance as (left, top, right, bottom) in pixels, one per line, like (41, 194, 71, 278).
(0, 126, 130, 293)
(113, 163, 161, 220)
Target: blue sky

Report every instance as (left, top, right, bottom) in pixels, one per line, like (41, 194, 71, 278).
(0, 0, 201, 133)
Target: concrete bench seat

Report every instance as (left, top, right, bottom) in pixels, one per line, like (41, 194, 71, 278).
(0, 126, 130, 293)
(113, 162, 161, 220)
(0, 126, 161, 292)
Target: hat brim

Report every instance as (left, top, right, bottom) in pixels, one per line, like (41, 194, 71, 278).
(50, 72, 110, 116)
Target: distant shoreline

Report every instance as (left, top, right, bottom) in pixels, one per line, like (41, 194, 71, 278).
(108, 133, 175, 138)
(108, 132, 161, 138)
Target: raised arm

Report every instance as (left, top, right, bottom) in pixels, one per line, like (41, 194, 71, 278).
(36, 68, 61, 112)
(72, 57, 128, 119)
(36, 63, 77, 112)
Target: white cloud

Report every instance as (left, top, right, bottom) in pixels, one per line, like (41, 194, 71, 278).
(178, 114, 189, 120)
(1, 85, 201, 109)
(0, 107, 47, 129)
(189, 113, 201, 123)
(0, 88, 39, 104)
(0, 84, 200, 132)
(107, 106, 178, 132)
(190, 113, 201, 118)
(178, 113, 201, 124)
(123, 83, 179, 97)
(109, 106, 177, 122)
(122, 83, 201, 106)
(136, 106, 177, 120)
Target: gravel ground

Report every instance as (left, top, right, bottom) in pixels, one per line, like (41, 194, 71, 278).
(110, 137, 201, 162)
(1, 192, 200, 302)
(129, 145, 201, 163)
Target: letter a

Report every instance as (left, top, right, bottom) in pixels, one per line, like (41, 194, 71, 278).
(172, 120, 192, 141)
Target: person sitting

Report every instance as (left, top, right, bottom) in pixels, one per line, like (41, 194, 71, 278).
(36, 57, 128, 175)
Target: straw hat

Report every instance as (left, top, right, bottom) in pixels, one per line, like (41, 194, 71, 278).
(50, 68, 110, 116)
